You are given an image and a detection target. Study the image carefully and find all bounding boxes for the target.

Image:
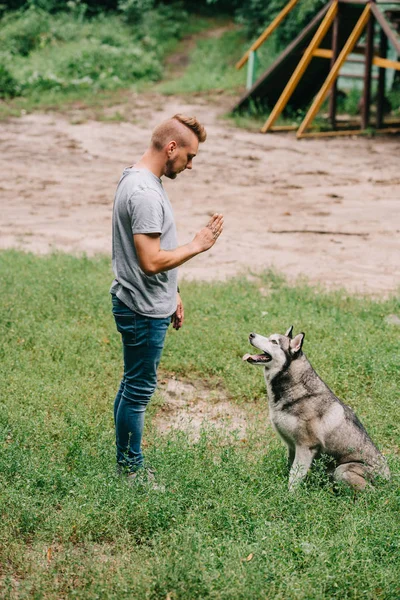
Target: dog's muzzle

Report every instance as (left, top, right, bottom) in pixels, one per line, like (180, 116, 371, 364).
(242, 352, 272, 364)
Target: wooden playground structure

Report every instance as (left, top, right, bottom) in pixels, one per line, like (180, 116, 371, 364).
(233, 0, 400, 137)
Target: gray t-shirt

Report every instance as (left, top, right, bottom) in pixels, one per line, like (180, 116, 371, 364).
(110, 167, 178, 318)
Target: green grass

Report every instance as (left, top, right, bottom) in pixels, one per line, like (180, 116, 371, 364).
(158, 29, 248, 95)
(157, 28, 279, 96)
(0, 250, 399, 599)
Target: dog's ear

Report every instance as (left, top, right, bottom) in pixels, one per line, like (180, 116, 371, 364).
(290, 332, 305, 356)
(285, 325, 293, 339)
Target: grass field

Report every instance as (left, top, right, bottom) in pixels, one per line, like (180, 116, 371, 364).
(0, 251, 399, 599)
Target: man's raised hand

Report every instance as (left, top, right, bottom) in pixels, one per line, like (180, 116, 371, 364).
(192, 213, 224, 253)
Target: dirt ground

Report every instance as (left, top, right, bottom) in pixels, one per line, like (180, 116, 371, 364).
(1, 92, 399, 296)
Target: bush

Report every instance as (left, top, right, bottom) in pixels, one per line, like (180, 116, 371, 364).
(0, 1, 120, 16)
(61, 42, 162, 83)
(118, 0, 155, 23)
(16, 41, 162, 96)
(0, 63, 19, 98)
(142, 3, 189, 44)
(0, 7, 53, 56)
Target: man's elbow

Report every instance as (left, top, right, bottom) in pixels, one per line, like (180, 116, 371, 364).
(142, 266, 158, 276)
(139, 259, 159, 276)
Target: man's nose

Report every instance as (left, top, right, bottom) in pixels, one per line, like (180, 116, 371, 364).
(186, 161, 192, 170)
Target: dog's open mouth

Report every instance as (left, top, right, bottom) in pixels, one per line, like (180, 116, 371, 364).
(242, 352, 272, 364)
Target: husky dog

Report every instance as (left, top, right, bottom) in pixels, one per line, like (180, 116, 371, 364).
(243, 326, 390, 491)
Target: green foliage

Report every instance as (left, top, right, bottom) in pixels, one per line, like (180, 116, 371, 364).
(0, 7, 51, 56)
(388, 89, 400, 115)
(159, 29, 250, 94)
(341, 87, 362, 116)
(1, 0, 238, 20)
(51, 41, 161, 89)
(0, 250, 399, 597)
(0, 63, 20, 98)
(1, 0, 121, 15)
(118, 0, 155, 23)
(141, 2, 189, 44)
(0, 5, 188, 100)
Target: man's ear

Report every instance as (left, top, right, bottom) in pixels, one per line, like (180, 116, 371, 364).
(285, 325, 293, 339)
(290, 333, 305, 355)
(166, 140, 177, 155)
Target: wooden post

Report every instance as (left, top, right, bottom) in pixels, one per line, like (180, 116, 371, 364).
(370, 3, 400, 56)
(236, 0, 300, 70)
(329, 9, 341, 128)
(376, 29, 388, 128)
(297, 4, 371, 138)
(246, 51, 258, 90)
(261, 0, 339, 133)
(362, 7, 375, 130)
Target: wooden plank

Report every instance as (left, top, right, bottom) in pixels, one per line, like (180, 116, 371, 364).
(298, 125, 400, 138)
(346, 55, 366, 62)
(362, 11, 374, 130)
(261, 0, 339, 133)
(329, 10, 340, 128)
(371, 4, 400, 55)
(297, 4, 370, 138)
(298, 129, 363, 137)
(246, 51, 258, 90)
(236, 0, 300, 70)
(305, 52, 400, 69)
(270, 125, 299, 131)
(313, 48, 334, 58)
(340, 73, 378, 79)
(373, 56, 400, 69)
(375, 127, 400, 133)
(376, 29, 388, 128)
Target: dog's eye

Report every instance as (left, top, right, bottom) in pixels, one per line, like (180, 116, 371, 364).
(271, 340, 278, 345)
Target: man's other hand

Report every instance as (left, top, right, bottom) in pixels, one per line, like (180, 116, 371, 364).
(172, 292, 184, 330)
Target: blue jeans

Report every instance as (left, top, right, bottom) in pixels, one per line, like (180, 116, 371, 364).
(112, 294, 170, 472)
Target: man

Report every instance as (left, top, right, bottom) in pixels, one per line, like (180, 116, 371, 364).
(110, 114, 223, 480)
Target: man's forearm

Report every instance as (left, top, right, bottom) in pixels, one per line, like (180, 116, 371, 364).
(140, 241, 201, 275)
(134, 213, 223, 276)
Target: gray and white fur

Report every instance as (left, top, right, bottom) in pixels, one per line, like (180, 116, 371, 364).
(243, 326, 390, 491)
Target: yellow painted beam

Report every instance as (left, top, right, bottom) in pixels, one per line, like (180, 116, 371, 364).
(312, 48, 333, 59)
(307, 50, 400, 71)
(298, 127, 400, 138)
(373, 56, 400, 71)
(270, 125, 299, 131)
(261, 1, 338, 134)
(297, 4, 371, 138)
(376, 127, 400, 134)
(236, 0, 300, 70)
(298, 129, 363, 138)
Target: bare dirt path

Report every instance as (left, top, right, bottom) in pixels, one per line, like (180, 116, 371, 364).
(1, 92, 399, 296)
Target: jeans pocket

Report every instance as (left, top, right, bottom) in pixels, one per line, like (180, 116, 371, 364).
(114, 314, 137, 346)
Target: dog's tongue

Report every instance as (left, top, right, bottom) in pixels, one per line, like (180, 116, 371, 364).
(242, 353, 260, 362)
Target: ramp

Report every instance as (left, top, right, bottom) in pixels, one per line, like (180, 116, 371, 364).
(233, 2, 365, 113)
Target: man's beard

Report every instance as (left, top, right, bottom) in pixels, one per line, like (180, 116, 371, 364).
(164, 157, 180, 180)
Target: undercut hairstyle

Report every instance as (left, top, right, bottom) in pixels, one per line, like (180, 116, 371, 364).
(151, 114, 207, 151)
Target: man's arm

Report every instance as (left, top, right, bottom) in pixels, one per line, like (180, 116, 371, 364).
(134, 213, 223, 276)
